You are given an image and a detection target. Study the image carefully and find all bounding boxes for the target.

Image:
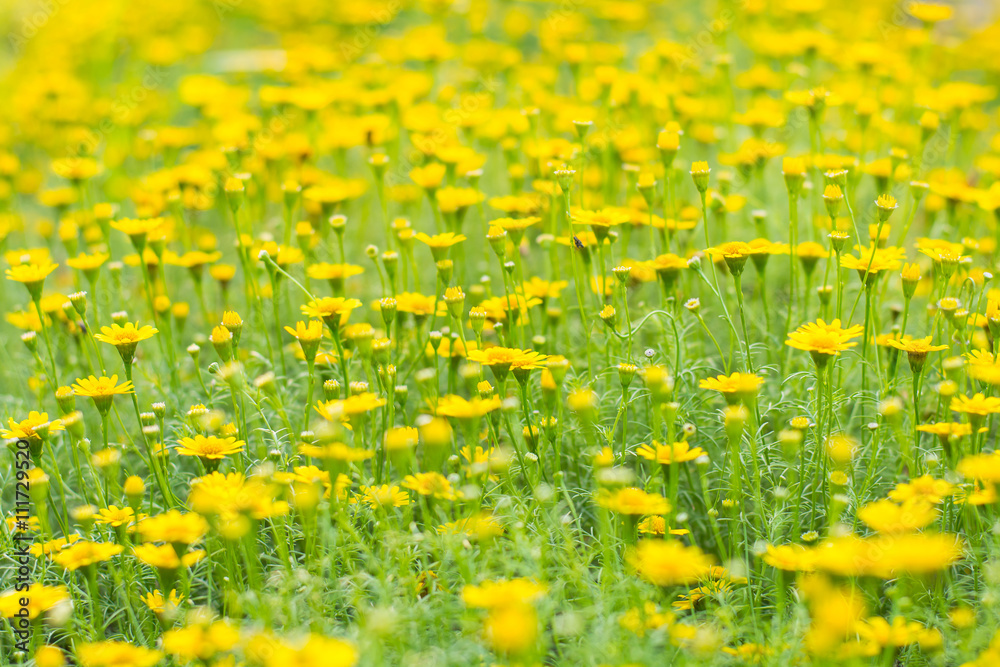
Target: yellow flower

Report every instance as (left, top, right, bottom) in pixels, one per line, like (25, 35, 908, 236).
(571, 208, 631, 228)
(66, 252, 110, 273)
(30, 535, 82, 557)
(52, 157, 100, 180)
(865, 533, 964, 577)
(94, 322, 158, 363)
(6, 261, 57, 297)
(297, 442, 373, 463)
(467, 346, 548, 376)
(384, 426, 419, 451)
(875, 193, 898, 213)
(110, 217, 165, 240)
(161, 621, 240, 664)
(300, 298, 361, 327)
(0, 584, 69, 619)
(284, 320, 324, 343)
(188, 471, 288, 519)
(857, 499, 938, 534)
(888, 475, 954, 504)
(628, 540, 713, 586)
(2, 411, 65, 442)
(951, 393, 1000, 417)
(414, 231, 467, 248)
(698, 372, 764, 400)
(34, 645, 65, 667)
(907, 1, 953, 23)
(781, 157, 806, 175)
(785, 318, 864, 362)
(410, 162, 446, 189)
(636, 441, 706, 465)
(384, 291, 441, 317)
(51, 541, 123, 570)
(140, 589, 183, 614)
(483, 604, 538, 656)
(351, 484, 410, 509)
(916, 421, 972, 438)
(133, 543, 206, 570)
(95, 506, 135, 528)
(71, 374, 134, 398)
(315, 393, 387, 421)
(957, 452, 1000, 483)
(306, 263, 364, 281)
(437, 513, 505, 540)
(596, 487, 671, 515)
(762, 544, 815, 572)
(840, 245, 906, 276)
(71, 375, 134, 414)
(5, 261, 58, 284)
(75, 641, 163, 667)
(812, 533, 962, 578)
(136, 510, 209, 545)
(175, 435, 245, 461)
(402, 472, 458, 500)
(690, 161, 711, 175)
(637, 516, 689, 537)
(886, 335, 949, 372)
(493, 216, 541, 233)
(262, 634, 359, 667)
(705, 241, 753, 259)
(461, 578, 547, 608)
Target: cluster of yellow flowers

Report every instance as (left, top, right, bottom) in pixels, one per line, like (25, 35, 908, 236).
(8, 0, 1000, 665)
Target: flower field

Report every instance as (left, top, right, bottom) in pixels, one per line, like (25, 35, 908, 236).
(4, 0, 1000, 664)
